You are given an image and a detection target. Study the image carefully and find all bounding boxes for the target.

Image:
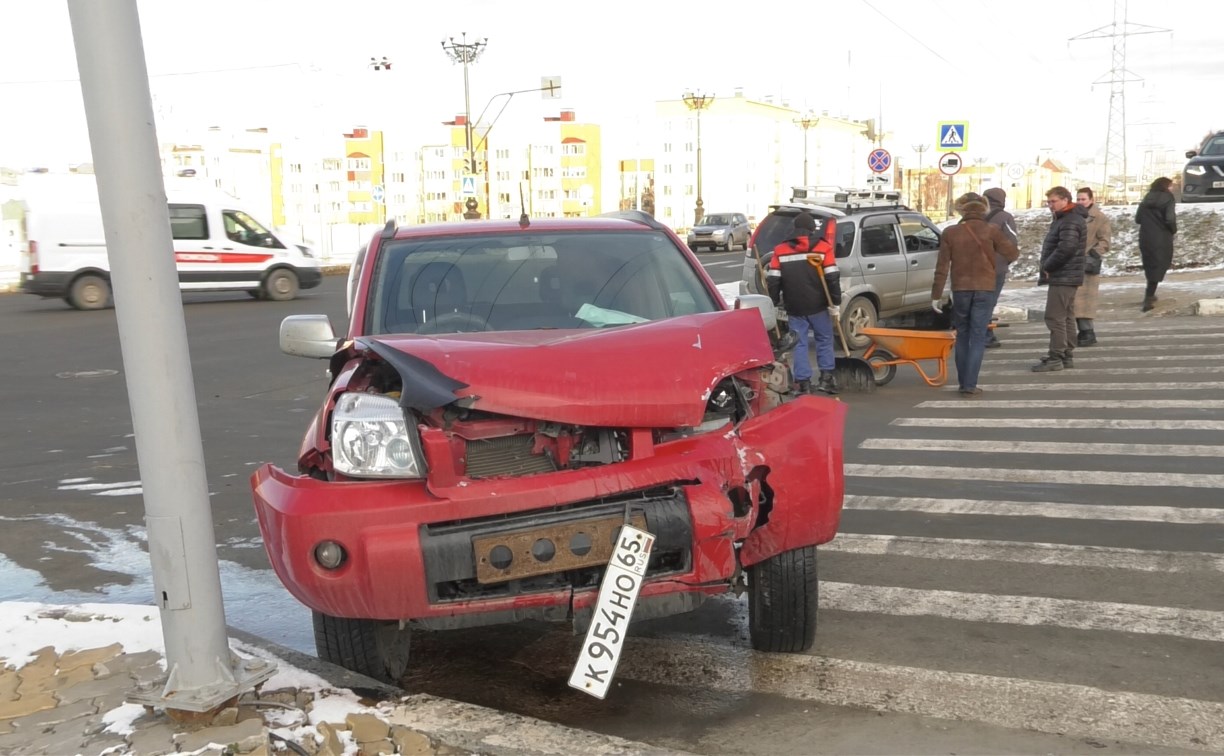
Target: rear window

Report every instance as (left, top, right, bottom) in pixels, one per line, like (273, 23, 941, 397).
(754, 211, 853, 259)
(368, 230, 721, 335)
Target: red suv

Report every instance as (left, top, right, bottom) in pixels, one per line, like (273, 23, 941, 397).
(251, 212, 845, 682)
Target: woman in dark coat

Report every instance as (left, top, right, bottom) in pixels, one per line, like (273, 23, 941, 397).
(1135, 176, 1177, 311)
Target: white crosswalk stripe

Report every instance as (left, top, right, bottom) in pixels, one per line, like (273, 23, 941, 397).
(919, 399, 1224, 408)
(824, 533, 1224, 572)
(844, 494, 1224, 524)
(982, 365, 1224, 375)
(846, 463, 1224, 488)
(890, 417, 1224, 430)
(999, 332, 1224, 343)
(821, 582, 1224, 642)
(974, 381, 1224, 391)
(859, 438, 1224, 457)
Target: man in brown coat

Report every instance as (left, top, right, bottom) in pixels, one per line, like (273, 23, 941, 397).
(1076, 187, 1111, 346)
(932, 192, 1020, 396)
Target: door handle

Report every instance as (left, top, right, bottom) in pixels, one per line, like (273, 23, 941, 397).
(910, 259, 919, 266)
(866, 264, 876, 270)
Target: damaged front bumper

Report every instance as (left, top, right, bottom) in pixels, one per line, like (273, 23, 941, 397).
(251, 397, 845, 627)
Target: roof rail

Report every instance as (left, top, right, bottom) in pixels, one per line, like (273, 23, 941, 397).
(599, 209, 669, 232)
(790, 185, 905, 212)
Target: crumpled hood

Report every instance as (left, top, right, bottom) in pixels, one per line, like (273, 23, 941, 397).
(364, 309, 773, 427)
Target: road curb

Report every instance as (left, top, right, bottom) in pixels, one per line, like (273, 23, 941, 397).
(227, 626, 687, 756)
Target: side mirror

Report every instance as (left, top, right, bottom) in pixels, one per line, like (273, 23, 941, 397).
(735, 293, 777, 333)
(1186, 150, 1198, 159)
(280, 314, 339, 359)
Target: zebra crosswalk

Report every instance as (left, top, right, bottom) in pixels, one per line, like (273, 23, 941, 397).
(620, 318, 1224, 752)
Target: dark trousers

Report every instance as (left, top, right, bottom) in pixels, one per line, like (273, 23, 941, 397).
(952, 290, 995, 391)
(1044, 285, 1078, 357)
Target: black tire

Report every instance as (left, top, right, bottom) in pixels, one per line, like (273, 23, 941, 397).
(866, 349, 898, 386)
(842, 296, 878, 351)
(68, 274, 110, 310)
(312, 611, 411, 684)
(725, 237, 735, 252)
(263, 268, 300, 301)
(747, 545, 818, 653)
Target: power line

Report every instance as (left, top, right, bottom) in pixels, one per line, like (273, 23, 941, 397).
(857, 0, 953, 67)
(1070, 0, 1170, 202)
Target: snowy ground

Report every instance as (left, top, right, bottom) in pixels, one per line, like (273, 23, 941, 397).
(1010, 200, 1224, 280)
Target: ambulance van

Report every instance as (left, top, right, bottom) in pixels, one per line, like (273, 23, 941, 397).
(19, 176, 322, 310)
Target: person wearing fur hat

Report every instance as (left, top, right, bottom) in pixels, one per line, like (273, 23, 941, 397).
(931, 192, 1019, 396)
(982, 187, 1018, 348)
(767, 210, 841, 394)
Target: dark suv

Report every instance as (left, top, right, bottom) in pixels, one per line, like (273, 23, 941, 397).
(740, 189, 946, 349)
(1182, 131, 1224, 203)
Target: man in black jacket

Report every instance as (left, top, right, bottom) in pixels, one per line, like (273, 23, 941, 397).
(1033, 186, 1087, 372)
(767, 211, 842, 394)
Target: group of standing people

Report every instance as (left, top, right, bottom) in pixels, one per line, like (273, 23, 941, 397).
(932, 176, 1178, 393)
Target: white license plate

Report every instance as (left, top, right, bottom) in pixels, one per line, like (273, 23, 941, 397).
(1213, 181, 1224, 189)
(568, 523, 655, 699)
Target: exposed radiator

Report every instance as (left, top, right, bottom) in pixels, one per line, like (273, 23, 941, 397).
(465, 434, 557, 478)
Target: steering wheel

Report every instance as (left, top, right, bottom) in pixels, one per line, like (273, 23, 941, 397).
(415, 311, 492, 334)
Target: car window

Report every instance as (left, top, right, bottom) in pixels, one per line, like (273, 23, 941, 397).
(899, 216, 940, 252)
(169, 204, 208, 241)
(754, 211, 839, 257)
(1203, 137, 1224, 156)
(834, 222, 855, 260)
(223, 210, 286, 249)
(859, 216, 902, 257)
(369, 231, 721, 335)
(700, 214, 731, 226)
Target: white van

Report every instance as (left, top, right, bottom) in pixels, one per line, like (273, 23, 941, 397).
(19, 177, 322, 310)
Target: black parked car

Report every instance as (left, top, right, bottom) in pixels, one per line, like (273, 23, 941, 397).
(1182, 131, 1224, 203)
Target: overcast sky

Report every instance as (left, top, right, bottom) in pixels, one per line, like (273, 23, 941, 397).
(2, 0, 1221, 171)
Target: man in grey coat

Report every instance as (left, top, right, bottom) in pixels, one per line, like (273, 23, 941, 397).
(983, 188, 1017, 348)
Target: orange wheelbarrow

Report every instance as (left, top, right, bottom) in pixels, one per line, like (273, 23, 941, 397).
(860, 327, 956, 387)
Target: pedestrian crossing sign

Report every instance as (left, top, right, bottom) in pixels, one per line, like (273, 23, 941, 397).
(461, 175, 478, 197)
(938, 122, 968, 152)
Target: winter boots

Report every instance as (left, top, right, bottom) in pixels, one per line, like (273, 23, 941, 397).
(1077, 330, 1097, 347)
(1031, 353, 1066, 372)
(1142, 295, 1157, 312)
(816, 371, 840, 395)
(795, 379, 812, 394)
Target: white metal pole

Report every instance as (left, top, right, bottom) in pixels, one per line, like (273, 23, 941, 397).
(67, 0, 271, 712)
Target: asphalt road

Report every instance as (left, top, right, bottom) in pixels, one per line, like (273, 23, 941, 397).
(1, 258, 1221, 753)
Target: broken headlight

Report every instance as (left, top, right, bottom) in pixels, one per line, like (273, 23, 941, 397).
(331, 393, 425, 478)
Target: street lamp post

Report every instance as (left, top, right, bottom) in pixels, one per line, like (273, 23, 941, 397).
(442, 32, 488, 218)
(912, 144, 929, 212)
(795, 112, 817, 186)
(682, 90, 714, 226)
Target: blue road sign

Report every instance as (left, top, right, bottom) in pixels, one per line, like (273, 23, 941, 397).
(371, 184, 385, 204)
(868, 148, 892, 173)
(461, 175, 478, 197)
(938, 122, 968, 152)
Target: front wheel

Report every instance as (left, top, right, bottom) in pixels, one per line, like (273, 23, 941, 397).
(263, 268, 300, 301)
(747, 545, 818, 653)
(866, 349, 898, 386)
(842, 296, 878, 351)
(313, 611, 411, 684)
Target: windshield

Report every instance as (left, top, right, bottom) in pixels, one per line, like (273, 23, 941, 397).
(368, 230, 722, 335)
(1202, 137, 1224, 157)
(698, 214, 732, 226)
